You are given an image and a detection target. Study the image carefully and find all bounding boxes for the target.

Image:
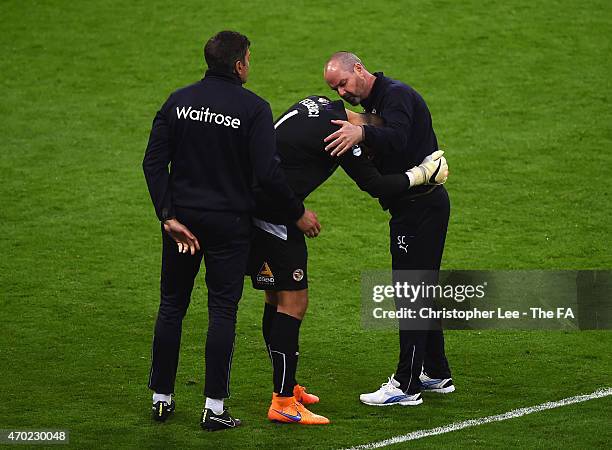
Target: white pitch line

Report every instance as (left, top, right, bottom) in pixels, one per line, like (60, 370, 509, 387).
(344, 387, 612, 450)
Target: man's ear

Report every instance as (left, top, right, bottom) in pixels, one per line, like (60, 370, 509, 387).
(354, 63, 363, 74)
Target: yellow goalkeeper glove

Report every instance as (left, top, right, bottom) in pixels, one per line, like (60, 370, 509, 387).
(406, 150, 449, 186)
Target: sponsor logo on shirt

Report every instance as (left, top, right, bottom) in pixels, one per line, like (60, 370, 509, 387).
(175, 106, 241, 129)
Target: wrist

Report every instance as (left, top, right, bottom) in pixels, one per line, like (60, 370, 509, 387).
(406, 170, 416, 187)
(406, 166, 427, 186)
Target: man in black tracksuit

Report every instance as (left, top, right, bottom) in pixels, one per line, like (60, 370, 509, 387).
(142, 31, 319, 431)
(324, 52, 454, 406)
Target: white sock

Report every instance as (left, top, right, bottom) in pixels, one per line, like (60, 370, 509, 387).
(153, 393, 172, 404)
(205, 397, 224, 415)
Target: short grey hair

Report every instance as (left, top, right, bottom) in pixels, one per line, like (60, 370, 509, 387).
(325, 51, 363, 72)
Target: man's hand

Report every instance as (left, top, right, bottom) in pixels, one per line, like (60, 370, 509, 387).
(296, 209, 321, 238)
(406, 150, 449, 186)
(163, 218, 201, 255)
(323, 120, 364, 157)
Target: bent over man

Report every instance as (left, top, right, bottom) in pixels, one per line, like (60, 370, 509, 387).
(248, 95, 447, 423)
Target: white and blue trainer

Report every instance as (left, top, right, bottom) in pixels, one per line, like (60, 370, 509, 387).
(359, 375, 423, 406)
(419, 372, 455, 393)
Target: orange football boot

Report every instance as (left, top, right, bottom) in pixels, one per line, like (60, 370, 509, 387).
(294, 384, 320, 405)
(268, 394, 329, 425)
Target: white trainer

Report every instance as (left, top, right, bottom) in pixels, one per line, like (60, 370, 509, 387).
(359, 374, 423, 406)
(419, 372, 455, 393)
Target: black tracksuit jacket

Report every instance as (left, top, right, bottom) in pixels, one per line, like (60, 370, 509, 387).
(143, 69, 304, 222)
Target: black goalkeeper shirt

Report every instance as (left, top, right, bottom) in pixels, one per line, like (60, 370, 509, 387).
(254, 95, 410, 223)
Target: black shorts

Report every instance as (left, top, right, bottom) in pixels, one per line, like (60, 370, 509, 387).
(248, 221, 308, 291)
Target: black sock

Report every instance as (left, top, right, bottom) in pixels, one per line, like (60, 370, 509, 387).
(262, 302, 277, 360)
(269, 312, 301, 397)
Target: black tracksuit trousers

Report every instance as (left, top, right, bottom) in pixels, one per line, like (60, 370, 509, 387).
(148, 207, 251, 399)
(389, 186, 452, 394)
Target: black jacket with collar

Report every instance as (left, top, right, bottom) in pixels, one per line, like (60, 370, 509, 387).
(361, 72, 439, 209)
(143, 69, 304, 222)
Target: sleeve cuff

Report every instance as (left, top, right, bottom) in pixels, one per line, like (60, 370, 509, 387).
(288, 202, 305, 222)
(406, 171, 415, 187)
(159, 206, 175, 222)
(362, 124, 372, 147)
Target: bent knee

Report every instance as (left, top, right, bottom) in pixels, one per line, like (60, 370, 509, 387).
(276, 289, 308, 320)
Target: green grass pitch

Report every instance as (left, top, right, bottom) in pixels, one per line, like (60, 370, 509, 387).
(1, 0, 610, 448)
